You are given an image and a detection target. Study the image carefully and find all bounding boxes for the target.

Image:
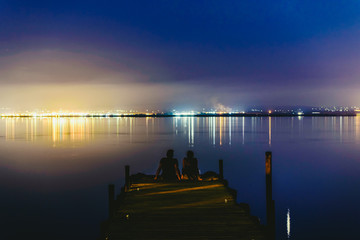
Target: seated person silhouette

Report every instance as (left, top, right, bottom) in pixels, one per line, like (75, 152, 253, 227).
(154, 149, 181, 181)
(181, 150, 202, 181)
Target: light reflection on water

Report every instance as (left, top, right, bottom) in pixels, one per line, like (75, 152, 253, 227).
(1, 117, 242, 147)
(1, 116, 360, 240)
(287, 208, 291, 239)
(4, 117, 96, 146)
(2, 116, 360, 148)
(269, 117, 272, 146)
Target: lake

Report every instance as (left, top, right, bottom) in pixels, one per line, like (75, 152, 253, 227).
(1, 116, 360, 239)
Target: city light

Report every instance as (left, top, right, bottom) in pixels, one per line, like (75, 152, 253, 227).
(0, 106, 358, 118)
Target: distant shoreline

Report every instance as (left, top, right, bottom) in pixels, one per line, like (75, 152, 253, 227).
(1, 113, 358, 118)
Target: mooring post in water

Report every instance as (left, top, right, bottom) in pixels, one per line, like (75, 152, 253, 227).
(125, 165, 130, 192)
(108, 184, 115, 219)
(219, 159, 224, 180)
(265, 151, 276, 240)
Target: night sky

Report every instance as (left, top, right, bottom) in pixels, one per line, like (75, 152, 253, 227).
(1, 1, 360, 111)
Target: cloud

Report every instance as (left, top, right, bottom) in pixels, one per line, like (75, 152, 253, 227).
(0, 49, 149, 85)
(1, 35, 360, 112)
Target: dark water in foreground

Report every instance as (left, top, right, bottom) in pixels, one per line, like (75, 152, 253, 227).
(1, 116, 360, 239)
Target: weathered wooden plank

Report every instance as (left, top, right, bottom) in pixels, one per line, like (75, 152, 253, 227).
(101, 175, 268, 240)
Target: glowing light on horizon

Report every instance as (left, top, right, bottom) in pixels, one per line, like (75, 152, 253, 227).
(0, 111, 146, 118)
(1, 107, 357, 118)
(174, 111, 197, 116)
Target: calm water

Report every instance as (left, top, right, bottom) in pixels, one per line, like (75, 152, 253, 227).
(1, 116, 360, 239)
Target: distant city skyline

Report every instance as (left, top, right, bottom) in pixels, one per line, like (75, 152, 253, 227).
(0, 105, 358, 117)
(1, 1, 360, 110)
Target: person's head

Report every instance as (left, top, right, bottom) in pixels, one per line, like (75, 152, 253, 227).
(187, 150, 194, 158)
(166, 149, 174, 158)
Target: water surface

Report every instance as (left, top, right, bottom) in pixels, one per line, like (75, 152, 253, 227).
(1, 116, 360, 239)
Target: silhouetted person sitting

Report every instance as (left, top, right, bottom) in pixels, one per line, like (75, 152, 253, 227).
(182, 150, 201, 181)
(154, 149, 181, 181)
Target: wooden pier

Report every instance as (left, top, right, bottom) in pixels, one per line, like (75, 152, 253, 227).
(100, 154, 274, 240)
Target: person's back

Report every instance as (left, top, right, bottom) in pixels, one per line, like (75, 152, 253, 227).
(154, 149, 181, 181)
(160, 157, 179, 181)
(182, 151, 201, 181)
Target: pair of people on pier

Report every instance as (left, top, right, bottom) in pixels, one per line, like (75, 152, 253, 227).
(154, 149, 201, 181)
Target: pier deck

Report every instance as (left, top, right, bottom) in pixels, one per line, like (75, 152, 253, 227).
(101, 174, 268, 240)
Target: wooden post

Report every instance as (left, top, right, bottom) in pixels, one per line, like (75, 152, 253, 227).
(265, 151, 276, 240)
(219, 159, 224, 180)
(125, 165, 130, 192)
(108, 184, 115, 219)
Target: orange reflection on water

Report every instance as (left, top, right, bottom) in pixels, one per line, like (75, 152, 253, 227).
(4, 117, 96, 146)
(356, 115, 360, 142)
(51, 117, 95, 146)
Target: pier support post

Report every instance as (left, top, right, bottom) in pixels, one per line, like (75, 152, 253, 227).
(265, 151, 276, 240)
(125, 165, 130, 192)
(219, 159, 224, 180)
(108, 184, 115, 219)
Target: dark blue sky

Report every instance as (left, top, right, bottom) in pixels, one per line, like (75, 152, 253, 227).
(1, 1, 360, 111)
